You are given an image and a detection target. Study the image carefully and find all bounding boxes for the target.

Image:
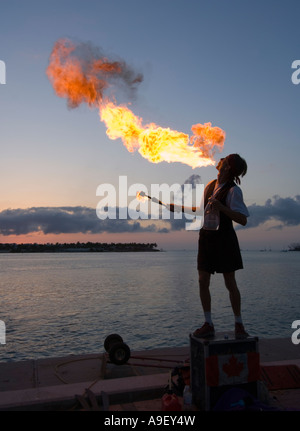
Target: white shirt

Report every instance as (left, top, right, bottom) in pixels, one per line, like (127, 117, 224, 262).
(209, 181, 249, 217)
(170, 180, 249, 217)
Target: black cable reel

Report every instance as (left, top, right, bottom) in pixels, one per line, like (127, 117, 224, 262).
(104, 334, 131, 365)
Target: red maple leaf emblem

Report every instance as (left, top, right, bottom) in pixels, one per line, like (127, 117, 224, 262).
(223, 355, 244, 377)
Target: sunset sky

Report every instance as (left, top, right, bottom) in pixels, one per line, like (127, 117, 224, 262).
(1, 0, 300, 250)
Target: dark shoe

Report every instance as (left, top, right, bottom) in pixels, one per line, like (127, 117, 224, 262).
(193, 322, 215, 338)
(235, 323, 249, 339)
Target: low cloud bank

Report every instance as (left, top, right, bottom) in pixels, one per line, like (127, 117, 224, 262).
(0, 195, 299, 237)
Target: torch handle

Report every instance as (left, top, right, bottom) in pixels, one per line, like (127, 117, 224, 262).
(151, 197, 167, 207)
(138, 192, 169, 209)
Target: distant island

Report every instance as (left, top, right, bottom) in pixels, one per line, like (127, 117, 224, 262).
(288, 242, 300, 251)
(0, 242, 160, 253)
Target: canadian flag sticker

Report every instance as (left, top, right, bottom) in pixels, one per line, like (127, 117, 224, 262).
(206, 352, 260, 387)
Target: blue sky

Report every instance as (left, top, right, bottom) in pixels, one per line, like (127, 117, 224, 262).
(0, 0, 300, 249)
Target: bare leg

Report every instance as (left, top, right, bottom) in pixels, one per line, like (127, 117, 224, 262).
(223, 271, 241, 317)
(198, 270, 211, 312)
(193, 270, 215, 337)
(223, 271, 248, 338)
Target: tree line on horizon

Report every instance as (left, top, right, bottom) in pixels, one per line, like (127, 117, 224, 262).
(0, 242, 160, 253)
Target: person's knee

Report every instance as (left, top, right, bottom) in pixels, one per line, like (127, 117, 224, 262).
(198, 271, 210, 290)
(223, 272, 239, 292)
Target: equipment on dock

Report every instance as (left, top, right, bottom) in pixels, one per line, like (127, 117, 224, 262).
(104, 334, 131, 365)
(103, 334, 189, 373)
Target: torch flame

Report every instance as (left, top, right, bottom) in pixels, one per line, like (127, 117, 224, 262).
(47, 39, 225, 168)
(136, 191, 147, 202)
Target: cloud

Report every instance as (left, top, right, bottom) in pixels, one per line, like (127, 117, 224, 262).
(0, 205, 196, 236)
(0, 207, 163, 236)
(1, 195, 299, 237)
(0, 177, 202, 237)
(241, 195, 300, 230)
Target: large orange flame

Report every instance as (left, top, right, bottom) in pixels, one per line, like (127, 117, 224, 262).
(100, 101, 225, 167)
(47, 39, 225, 168)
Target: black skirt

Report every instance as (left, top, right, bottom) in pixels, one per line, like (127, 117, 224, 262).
(197, 227, 243, 274)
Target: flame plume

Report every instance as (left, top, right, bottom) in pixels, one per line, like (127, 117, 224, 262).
(47, 39, 225, 168)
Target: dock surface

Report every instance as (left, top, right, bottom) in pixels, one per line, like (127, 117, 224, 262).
(0, 336, 299, 411)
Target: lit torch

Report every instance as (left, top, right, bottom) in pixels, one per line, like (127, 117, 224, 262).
(136, 191, 167, 208)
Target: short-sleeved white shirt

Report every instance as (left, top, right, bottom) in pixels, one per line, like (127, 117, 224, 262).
(208, 180, 249, 217)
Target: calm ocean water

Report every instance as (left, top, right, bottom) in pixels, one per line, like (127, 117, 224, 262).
(0, 250, 299, 362)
